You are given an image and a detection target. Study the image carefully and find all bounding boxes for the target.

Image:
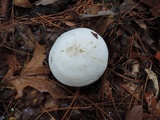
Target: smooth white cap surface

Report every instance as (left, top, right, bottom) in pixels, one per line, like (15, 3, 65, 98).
(49, 28, 108, 87)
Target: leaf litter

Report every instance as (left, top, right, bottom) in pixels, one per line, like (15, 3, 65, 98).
(3, 42, 66, 99)
(1, 0, 160, 119)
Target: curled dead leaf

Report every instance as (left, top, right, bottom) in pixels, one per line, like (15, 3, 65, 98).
(13, 0, 33, 8)
(145, 69, 159, 98)
(145, 92, 160, 115)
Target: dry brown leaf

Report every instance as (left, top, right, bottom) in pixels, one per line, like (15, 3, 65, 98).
(135, 19, 147, 30)
(8, 76, 63, 99)
(3, 54, 22, 81)
(145, 92, 160, 115)
(84, 4, 101, 15)
(16, 25, 35, 51)
(22, 42, 50, 76)
(64, 21, 76, 27)
(43, 97, 59, 109)
(13, 0, 33, 8)
(125, 105, 143, 120)
(140, 0, 160, 16)
(94, 16, 114, 36)
(6, 54, 22, 71)
(120, 82, 140, 100)
(3, 42, 66, 99)
(154, 51, 160, 61)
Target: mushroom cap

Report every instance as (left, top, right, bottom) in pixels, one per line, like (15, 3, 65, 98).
(49, 28, 108, 87)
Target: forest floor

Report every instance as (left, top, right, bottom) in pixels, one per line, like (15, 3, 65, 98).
(0, 0, 160, 120)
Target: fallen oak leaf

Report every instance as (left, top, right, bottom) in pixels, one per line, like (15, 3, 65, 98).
(3, 54, 22, 80)
(6, 54, 22, 71)
(8, 76, 64, 99)
(3, 42, 66, 99)
(22, 42, 50, 76)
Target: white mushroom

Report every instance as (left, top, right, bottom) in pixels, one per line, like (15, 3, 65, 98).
(49, 28, 108, 87)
